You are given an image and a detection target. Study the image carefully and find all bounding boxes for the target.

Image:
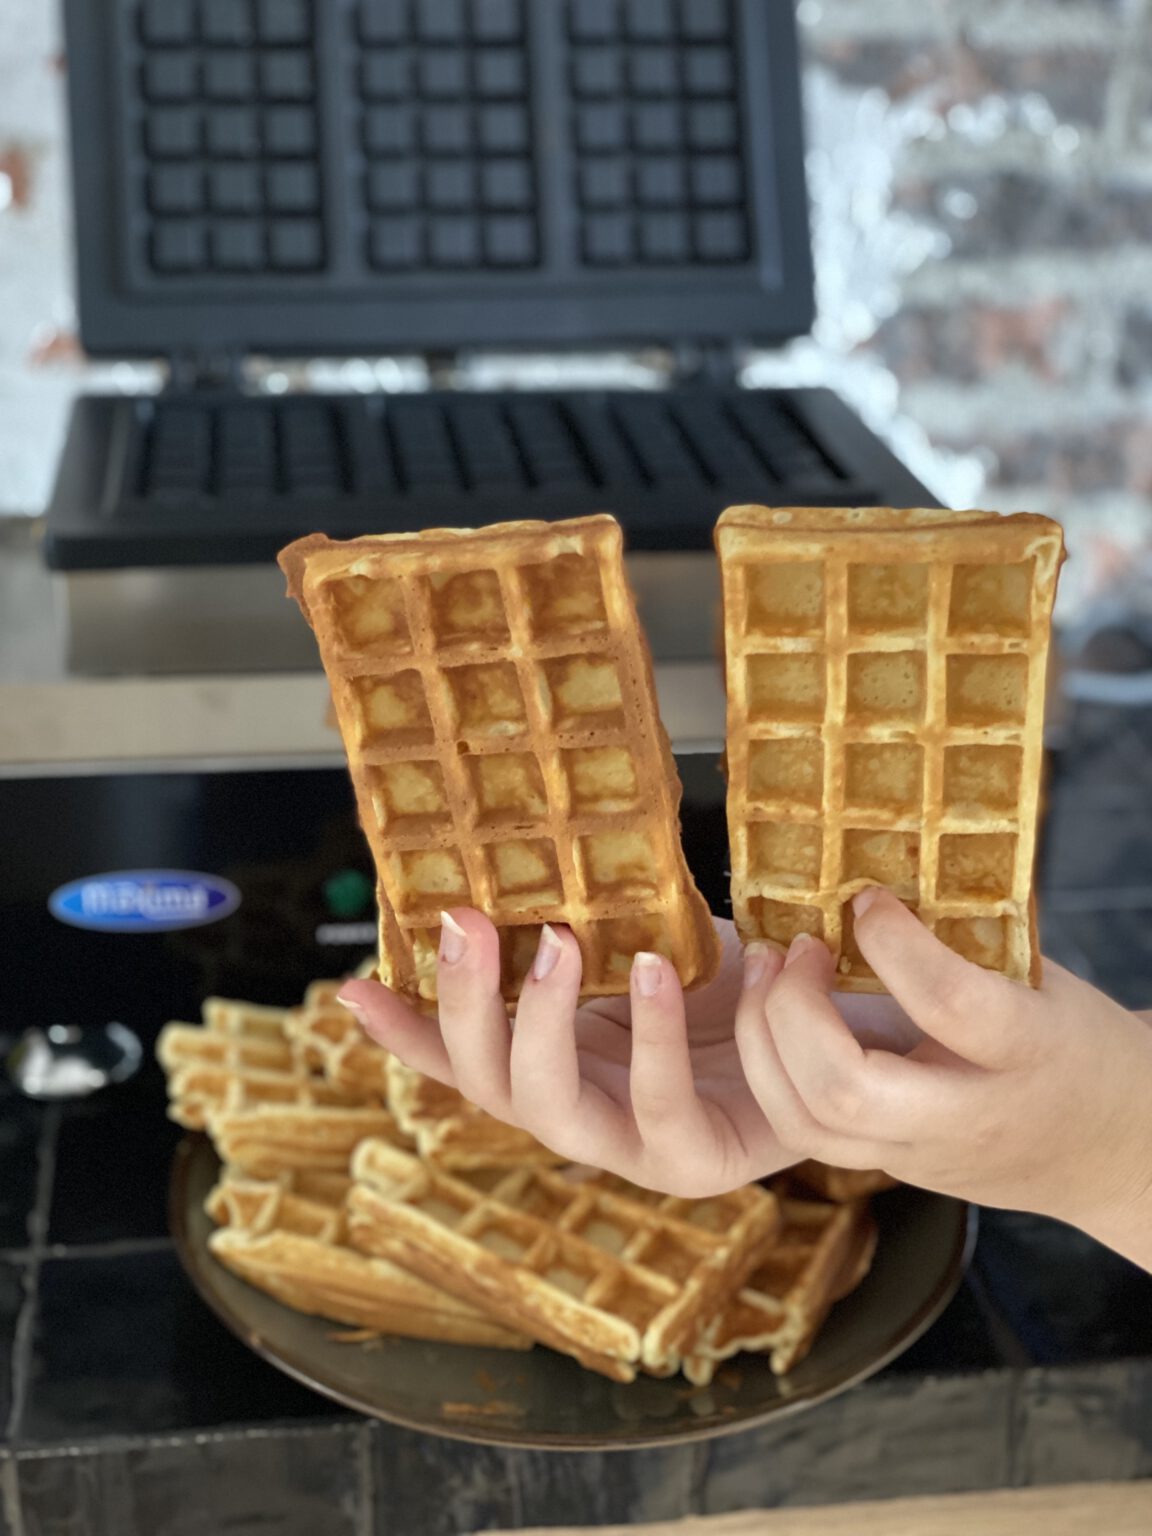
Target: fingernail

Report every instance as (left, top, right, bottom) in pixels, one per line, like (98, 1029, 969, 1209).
(853, 887, 881, 918)
(336, 992, 368, 1026)
(532, 924, 563, 982)
(784, 932, 814, 969)
(743, 942, 770, 990)
(633, 951, 663, 998)
(439, 910, 468, 965)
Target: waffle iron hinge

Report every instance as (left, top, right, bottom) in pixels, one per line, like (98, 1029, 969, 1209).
(669, 340, 743, 389)
(166, 349, 246, 394)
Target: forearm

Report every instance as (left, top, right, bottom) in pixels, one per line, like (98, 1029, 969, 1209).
(1080, 1013, 1152, 1271)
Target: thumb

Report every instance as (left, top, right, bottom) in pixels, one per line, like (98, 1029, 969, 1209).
(851, 889, 1030, 1069)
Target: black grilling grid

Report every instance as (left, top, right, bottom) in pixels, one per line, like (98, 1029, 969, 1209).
(131, 389, 848, 502)
(116, 0, 769, 289)
(131, 0, 328, 275)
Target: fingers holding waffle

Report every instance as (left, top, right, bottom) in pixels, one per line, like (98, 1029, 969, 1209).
(758, 931, 979, 1145)
(434, 907, 515, 1114)
(847, 887, 1037, 1068)
(338, 975, 456, 1084)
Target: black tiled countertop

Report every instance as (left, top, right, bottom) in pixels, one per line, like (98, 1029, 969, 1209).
(2, 705, 1152, 1533)
(45, 1065, 183, 1247)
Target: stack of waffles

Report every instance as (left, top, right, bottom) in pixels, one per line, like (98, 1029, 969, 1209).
(158, 981, 883, 1383)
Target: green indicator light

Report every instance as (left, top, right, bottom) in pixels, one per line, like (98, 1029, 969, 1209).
(323, 869, 373, 920)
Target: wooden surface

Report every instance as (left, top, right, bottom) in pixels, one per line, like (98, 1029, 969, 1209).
(490, 1481, 1152, 1536)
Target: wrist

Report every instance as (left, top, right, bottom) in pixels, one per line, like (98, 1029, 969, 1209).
(1051, 1011, 1152, 1272)
(1071, 1124, 1152, 1272)
(1082, 1182, 1152, 1271)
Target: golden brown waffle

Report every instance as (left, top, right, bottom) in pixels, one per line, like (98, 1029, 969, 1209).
(385, 1057, 564, 1170)
(684, 1197, 878, 1383)
(287, 988, 564, 1168)
(211, 1105, 406, 1181)
(157, 1001, 404, 1177)
(286, 992, 393, 1099)
(279, 516, 720, 1004)
(716, 506, 1064, 988)
(207, 1167, 530, 1349)
(299, 979, 346, 1009)
(346, 1140, 781, 1382)
(158, 1006, 298, 1100)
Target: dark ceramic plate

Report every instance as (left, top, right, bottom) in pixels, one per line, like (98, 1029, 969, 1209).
(171, 1136, 974, 1450)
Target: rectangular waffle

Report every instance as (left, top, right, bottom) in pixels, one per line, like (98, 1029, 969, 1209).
(285, 987, 393, 1100)
(207, 1167, 530, 1350)
(346, 1140, 781, 1382)
(289, 995, 561, 1168)
(716, 506, 1064, 988)
(279, 516, 720, 1004)
(684, 1197, 878, 1383)
(157, 1000, 405, 1177)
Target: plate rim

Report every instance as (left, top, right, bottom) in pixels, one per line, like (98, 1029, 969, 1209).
(170, 1135, 977, 1452)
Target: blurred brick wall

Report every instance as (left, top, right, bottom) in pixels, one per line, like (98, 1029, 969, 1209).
(750, 0, 1152, 616)
(1, 0, 1150, 617)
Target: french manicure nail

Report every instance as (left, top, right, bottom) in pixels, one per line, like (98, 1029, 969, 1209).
(439, 910, 468, 965)
(743, 942, 770, 990)
(532, 924, 563, 982)
(853, 887, 881, 918)
(783, 932, 814, 969)
(633, 951, 663, 998)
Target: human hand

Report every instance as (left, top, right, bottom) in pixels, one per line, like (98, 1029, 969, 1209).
(338, 910, 812, 1197)
(737, 889, 1152, 1270)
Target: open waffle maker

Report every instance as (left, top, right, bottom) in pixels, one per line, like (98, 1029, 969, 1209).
(47, 0, 934, 671)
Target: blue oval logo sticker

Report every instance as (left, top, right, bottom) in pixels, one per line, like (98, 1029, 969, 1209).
(48, 870, 241, 933)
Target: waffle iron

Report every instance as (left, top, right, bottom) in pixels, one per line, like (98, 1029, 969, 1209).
(46, 0, 934, 672)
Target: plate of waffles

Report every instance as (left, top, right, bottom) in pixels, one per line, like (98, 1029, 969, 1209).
(163, 989, 973, 1450)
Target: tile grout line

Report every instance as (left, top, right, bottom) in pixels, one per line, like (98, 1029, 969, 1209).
(0, 1454, 26, 1536)
(355, 1422, 375, 1536)
(40, 1236, 174, 1262)
(1, 1237, 175, 1267)
(11, 1419, 362, 1462)
(4, 1105, 61, 1447)
(959, 1266, 1034, 1372)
